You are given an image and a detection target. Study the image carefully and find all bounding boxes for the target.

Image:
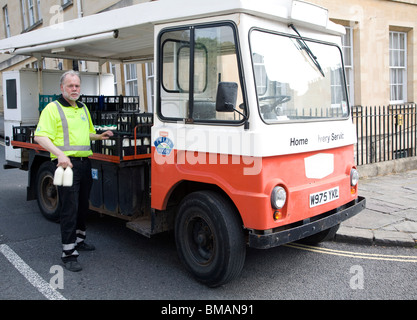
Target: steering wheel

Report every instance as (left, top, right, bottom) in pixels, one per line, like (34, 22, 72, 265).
(259, 95, 291, 118)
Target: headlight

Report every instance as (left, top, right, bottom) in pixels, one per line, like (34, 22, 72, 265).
(350, 168, 359, 187)
(271, 186, 287, 209)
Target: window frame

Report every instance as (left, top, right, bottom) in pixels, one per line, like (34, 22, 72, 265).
(3, 5, 11, 38)
(124, 63, 139, 96)
(389, 31, 407, 104)
(109, 62, 118, 95)
(156, 21, 248, 125)
(61, 0, 73, 10)
(145, 62, 155, 112)
(342, 26, 354, 105)
(161, 39, 208, 94)
(249, 27, 350, 125)
(21, 0, 43, 32)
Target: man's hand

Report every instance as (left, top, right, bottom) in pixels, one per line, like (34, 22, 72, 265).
(90, 131, 114, 141)
(57, 154, 73, 169)
(100, 130, 114, 140)
(34, 136, 72, 168)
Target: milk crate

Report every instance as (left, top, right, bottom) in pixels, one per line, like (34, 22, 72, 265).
(91, 113, 153, 160)
(39, 95, 60, 113)
(13, 125, 36, 143)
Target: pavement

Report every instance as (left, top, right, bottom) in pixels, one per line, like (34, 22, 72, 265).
(0, 112, 416, 248)
(335, 169, 417, 247)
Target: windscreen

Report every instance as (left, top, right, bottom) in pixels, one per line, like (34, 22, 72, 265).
(250, 29, 349, 123)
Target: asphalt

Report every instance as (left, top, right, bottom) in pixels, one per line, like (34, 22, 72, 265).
(1, 113, 416, 248)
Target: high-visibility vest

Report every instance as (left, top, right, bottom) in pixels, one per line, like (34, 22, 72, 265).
(53, 101, 92, 153)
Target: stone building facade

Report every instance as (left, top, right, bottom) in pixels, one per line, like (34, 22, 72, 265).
(0, 0, 416, 112)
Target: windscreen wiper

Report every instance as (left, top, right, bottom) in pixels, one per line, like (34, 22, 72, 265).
(288, 24, 325, 77)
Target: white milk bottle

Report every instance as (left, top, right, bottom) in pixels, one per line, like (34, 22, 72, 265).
(53, 166, 64, 186)
(63, 167, 73, 187)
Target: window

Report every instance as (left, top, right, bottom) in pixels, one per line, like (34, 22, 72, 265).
(146, 62, 155, 112)
(159, 23, 246, 123)
(21, 0, 27, 30)
(162, 39, 207, 93)
(28, 0, 35, 25)
(3, 6, 10, 38)
(21, 0, 42, 31)
(253, 53, 267, 96)
(125, 64, 138, 96)
(110, 63, 118, 95)
(342, 26, 354, 104)
(250, 29, 348, 123)
(389, 31, 407, 103)
(62, 0, 72, 8)
(6, 79, 17, 110)
(37, 0, 42, 20)
(80, 60, 87, 72)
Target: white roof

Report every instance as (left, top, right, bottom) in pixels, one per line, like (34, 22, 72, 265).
(0, 0, 344, 63)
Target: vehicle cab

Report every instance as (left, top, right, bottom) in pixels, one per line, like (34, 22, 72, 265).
(151, 0, 365, 252)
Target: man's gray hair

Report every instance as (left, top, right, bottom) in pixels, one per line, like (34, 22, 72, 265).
(60, 70, 81, 86)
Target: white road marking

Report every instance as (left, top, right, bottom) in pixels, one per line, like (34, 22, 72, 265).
(0, 244, 67, 300)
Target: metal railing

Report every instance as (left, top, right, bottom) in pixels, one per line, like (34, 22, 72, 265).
(353, 104, 417, 166)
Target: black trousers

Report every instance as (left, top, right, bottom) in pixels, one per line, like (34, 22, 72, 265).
(57, 158, 92, 261)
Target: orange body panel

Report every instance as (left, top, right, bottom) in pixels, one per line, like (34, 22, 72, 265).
(151, 144, 357, 231)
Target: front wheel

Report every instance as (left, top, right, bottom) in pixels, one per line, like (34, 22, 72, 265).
(36, 161, 61, 222)
(175, 191, 246, 287)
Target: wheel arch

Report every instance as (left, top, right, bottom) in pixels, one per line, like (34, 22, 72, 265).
(167, 180, 243, 224)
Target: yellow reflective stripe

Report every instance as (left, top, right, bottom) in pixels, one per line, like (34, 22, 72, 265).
(54, 101, 92, 152)
(58, 145, 91, 152)
(54, 101, 70, 147)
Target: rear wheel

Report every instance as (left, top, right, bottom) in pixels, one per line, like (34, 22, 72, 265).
(36, 161, 61, 222)
(175, 191, 246, 287)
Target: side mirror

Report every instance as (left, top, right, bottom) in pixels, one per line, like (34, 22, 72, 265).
(216, 82, 238, 112)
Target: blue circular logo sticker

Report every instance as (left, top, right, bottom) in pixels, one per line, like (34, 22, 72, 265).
(154, 137, 174, 155)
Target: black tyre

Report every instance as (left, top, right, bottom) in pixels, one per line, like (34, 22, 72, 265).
(36, 161, 61, 222)
(175, 191, 246, 287)
(297, 224, 340, 245)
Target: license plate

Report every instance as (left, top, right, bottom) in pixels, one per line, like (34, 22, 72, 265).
(309, 187, 339, 208)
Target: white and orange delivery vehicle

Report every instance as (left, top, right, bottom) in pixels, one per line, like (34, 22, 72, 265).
(1, 0, 365, 286)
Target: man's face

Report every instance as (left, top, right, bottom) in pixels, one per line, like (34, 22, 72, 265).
(61, 75, 81, 102)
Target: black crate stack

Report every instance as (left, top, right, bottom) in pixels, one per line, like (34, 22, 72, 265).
(12, 95, 153, 161)
(79, 95, 153, 160)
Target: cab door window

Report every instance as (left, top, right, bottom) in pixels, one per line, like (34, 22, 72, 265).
(158, 23, 246, 123)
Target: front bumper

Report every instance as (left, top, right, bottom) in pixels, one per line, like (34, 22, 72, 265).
(249, 196, 366, 249)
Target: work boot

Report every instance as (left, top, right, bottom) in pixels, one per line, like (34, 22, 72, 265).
(76, 241, 96, 251)
(63, 259, 82, 272)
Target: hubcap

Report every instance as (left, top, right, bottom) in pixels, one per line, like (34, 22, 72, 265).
(188, 217, 214, 264)
(41, 176, 58, 211)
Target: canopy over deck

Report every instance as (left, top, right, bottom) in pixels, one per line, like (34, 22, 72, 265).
(0, 0, 344, 63)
